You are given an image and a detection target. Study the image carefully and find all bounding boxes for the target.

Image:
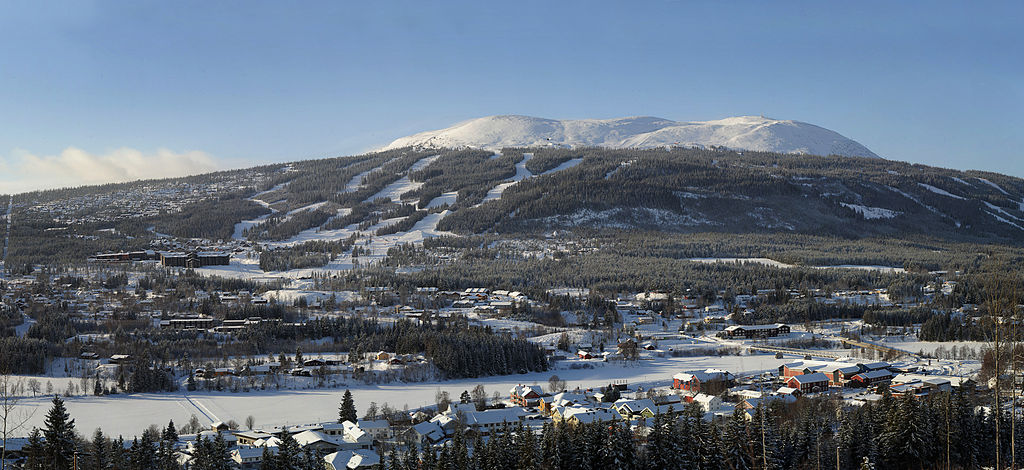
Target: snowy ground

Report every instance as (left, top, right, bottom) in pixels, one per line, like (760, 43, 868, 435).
(482, 153, 533, 202)
(13, 352, 793, 437)
(689, 257, 905, 272)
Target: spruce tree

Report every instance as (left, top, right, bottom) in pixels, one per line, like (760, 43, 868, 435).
(156, 440, 178, 470)
(339, 389, 357, 423)
(162, 419, 178, 443)
(22, 428, 46, 470)
(259, 447, 278, 470)
(275, 428, 302, 470)
(89, 429, 108, 470)
(420, 442, 437, 470)
(42, 395, 76, 470)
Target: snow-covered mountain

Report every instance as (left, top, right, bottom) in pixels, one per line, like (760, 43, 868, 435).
(381, 115, 879, 158)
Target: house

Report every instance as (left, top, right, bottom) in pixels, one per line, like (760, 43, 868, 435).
(776, 386, 801, 396)
(231, 446, 277, 469)
(324, 449, 380, 470)
(462, 408, 527, 436)
(577, 350, 593, 359)
(720, 323, 790, 338)
(850, 369, 894, 387)
(640, 404, 683, 418)
(409, 421, 445, 445)
(822, 364, 861, 387)
(291, 430, 339, 453)
(672, 369, 735, 393)
(540, 391, 589, 415)
(563, 407, 620, 424)
(160, 251, 230, 268)
(109, 354, 132, 364)
(613, 398, 656, 419)
(510, 384, 544, 407)
(233, 431, 273, 446)
(787, 372, 830, 393)
(683, 393, 722, 413)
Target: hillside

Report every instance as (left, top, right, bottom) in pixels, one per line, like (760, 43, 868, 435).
(8, 145, 1024, 274)
(381, 115, 880, 158)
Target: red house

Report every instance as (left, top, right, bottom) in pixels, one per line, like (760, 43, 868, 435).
(672, 369, 735, 393)
(787, 372, 829, 393)
(850, 370, 893, 388)
(510, 384, 543, 407)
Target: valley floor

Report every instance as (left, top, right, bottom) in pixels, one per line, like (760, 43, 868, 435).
(16, 352, 793, 437)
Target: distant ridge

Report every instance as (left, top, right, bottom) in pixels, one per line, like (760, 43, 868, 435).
(381, 114, 879, 158)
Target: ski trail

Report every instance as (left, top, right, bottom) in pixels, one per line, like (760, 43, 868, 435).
(183, 393, 221, 424)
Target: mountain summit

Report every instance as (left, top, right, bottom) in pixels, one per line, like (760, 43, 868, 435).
(381, 114, 879, 158)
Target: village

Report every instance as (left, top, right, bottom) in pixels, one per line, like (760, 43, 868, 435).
(0, 261, 985, 469)
(0, 346, 966, 469)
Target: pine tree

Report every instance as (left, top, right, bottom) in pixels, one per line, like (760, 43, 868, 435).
(131, 430, 157, 470)
(22, 428, 46, 470)
(878, 392, 929, 468)
(83, 429, 105, 470)
(211, 432, 233, 470)
(275, 428, 302, 470)
(259, 446, 278, 470)
(339, 389, 357, 423)
(420, 442, 437, 470)
(516, 421, 538, 469)
(301, 447, 319, 470)
(156, 440, 178, 470)
(110, 436, 129, 470)
(162, 419, 178, 442)
(42, 395, 76, 470)
(723, 407, 752, 470)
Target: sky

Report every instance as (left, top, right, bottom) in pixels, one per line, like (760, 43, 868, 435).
(0, 0, 1021, 193)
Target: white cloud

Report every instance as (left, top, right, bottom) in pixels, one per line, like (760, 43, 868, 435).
(0, 147, 221, 194)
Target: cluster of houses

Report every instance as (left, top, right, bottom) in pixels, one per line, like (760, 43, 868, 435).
(191, 420, 383, 469)
(23, 173, 268, 227)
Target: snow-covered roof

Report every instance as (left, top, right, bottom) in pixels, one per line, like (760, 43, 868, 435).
(672, 368, 733, 383)
(790, 372, 829, 384)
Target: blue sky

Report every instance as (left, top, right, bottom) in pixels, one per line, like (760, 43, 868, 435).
(1, 1, 1021, 192)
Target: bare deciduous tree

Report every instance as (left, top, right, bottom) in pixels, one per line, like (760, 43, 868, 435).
(1, 373, 35, 470)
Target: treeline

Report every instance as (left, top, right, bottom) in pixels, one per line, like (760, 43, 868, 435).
(0, 336, 57, 373)
(5, 216, 151, 269)
(919, 313, 991, 342)
(377, 210, 430, 236)
(405, 149, 518, 209)
(146, 194, 271, 240)
(524, 148, 582, 174)
(241, 317, 548, 379)
(258, 238, 355, 272)
(335, 251, 922, 297)
(247, 205, 338, 241)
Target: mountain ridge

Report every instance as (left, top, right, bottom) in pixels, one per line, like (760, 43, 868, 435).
(381, 114, 880, 158)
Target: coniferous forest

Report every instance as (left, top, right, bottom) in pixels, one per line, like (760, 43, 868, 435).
(16, 385, 1023, 470)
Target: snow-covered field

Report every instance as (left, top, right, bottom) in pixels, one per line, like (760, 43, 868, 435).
(13, 353, 792, 437)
